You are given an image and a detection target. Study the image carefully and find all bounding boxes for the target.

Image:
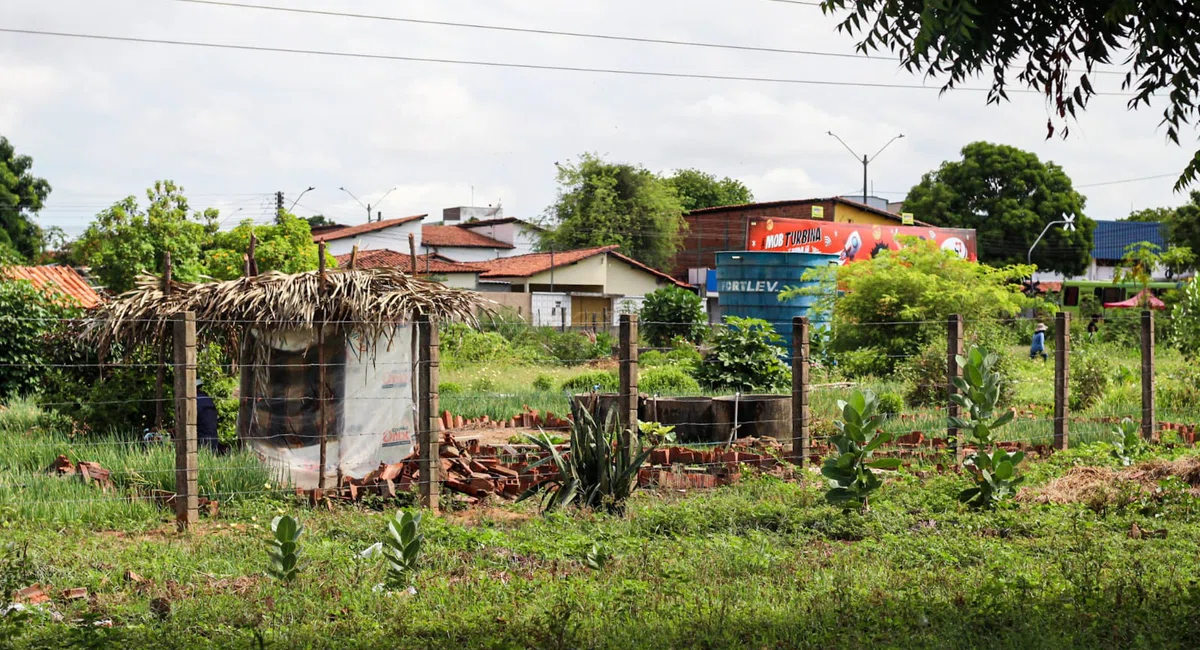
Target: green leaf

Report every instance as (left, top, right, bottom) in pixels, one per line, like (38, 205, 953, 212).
(867, 458, 903, 470)
(992, 409, 1015, 428)
(995, 460, 1014, 480)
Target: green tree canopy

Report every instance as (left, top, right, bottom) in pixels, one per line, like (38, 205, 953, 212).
(821, 0, 1200, 191)
(665, 169, 754, 212)
(540, 154, 686, 270)
(1126, 192, 1200, 262)
(0, 136, 51, 261)
(207, 213, 329, 280)
(902, 142, 1094, 276)
(781, 237, 1043, 376)
(72, 181, 217, 294)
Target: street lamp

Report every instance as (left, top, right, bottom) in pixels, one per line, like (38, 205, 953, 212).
(827, 131, 905, 205)
(288, 186, 315, 212)
(1028, 215, 1078, 271)
(340, 186, 398, 223)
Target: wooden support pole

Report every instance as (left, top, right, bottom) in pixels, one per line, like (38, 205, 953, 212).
(317, 241, 328, 493)
(947, 314, 965, 464)
(348, 244, 359, 270)
(247, 232, 259, 276)
(1054, 312, 1070, 450)
(1142, 309, 1156, 441)
(618, 314, 639, 443)
(417, 312, 441, 511)
(172, 311, 199, 529)
(154, 252, 172, 431)
(791, 317, 810, 466)
(408, 233, 418, 277)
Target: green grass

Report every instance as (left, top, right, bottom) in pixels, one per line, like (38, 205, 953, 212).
(2, 446, 1200, 648)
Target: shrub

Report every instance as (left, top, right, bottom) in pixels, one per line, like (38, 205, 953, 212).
(821, 390, 899, 511)
(900, 336, 1015, 408)
(440, 322, 537, 367)
(438, 382, 464, 395)
(469, 377, 499, 392)
(694, 316, 790, 393)
(1069, 348, 1111, 411)
(532, 374, 555, 391)
(638, 350, 668, 367)
(1110, 418, 1146, 467)
(666, 344, 703, 368)
(559, 370, 619, 393)
(1172, 278, 1200, 358)
(836, 347, 889, 378)
(539, 329, 613, 366)
(877, 392, 904, 418)
(640, 286, 706, 347)
(950, 346, 1022, 510)
(0, 278, 82, 400)
(639, 367, 701, 395)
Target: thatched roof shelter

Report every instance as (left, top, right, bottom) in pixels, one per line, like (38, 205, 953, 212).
(85, 267, 483, 354)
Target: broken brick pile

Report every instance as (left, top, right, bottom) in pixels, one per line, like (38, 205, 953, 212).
(48, 455, 113, 491)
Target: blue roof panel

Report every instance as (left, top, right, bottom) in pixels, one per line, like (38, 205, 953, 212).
(1092, 221, 1167, 260)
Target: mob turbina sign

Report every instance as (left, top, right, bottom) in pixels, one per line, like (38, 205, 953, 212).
(746, 218, 977, 264)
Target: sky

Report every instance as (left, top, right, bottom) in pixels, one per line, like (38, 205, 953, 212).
(2, 0, 1197, 240)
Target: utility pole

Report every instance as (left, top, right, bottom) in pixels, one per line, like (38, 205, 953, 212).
(827, 132, 905, 205)
(340, 186, 398, 224)
(275, 191, 285, 222)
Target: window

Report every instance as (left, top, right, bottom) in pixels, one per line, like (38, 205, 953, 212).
(1101, 287, 1125, 304)
(1063, 286, 1079, 307)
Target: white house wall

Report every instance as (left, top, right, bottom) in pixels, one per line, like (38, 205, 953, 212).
(427, 246, 507, 263)
(531, 292, 571, 327)
(324, 221, 423, 258)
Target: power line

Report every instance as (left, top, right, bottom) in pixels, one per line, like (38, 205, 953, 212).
(171, 0, 1131, 76)
(1075, 173, 1180, 189)
(0, 28, 1132, 95)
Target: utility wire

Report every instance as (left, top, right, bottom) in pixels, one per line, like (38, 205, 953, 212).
(0, 28, 1132, 96)
(167, 0, 1126, 77)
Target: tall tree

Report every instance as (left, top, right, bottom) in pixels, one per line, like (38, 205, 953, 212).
(73, 181, 217, 294)
(665, 169, 754, 212)
(1126, 192, 1200, 259)
(820, 0, 1200, 191)
(540, 154, 685, 270)
(903, 142, 1094, 276)
(0, 136, 51, 260)
(206, 212, 330, 280)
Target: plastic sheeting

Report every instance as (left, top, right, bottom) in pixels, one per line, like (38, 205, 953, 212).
(241, 326, 417, 488)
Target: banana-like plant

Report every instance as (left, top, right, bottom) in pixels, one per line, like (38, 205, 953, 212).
(1110, 418, 1146, 467)
(519, 396, 655, 515)
(951, 346, 1022, 509)
(381, 510, 422, 589)
(821, 389, 901, 511)
(266, 515, 302, 582)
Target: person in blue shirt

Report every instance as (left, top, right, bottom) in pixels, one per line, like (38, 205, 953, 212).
(1030, 322, 1048, 361)
(196, 379, 222, 453)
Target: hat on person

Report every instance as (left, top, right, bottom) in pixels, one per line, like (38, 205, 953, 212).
(195, 379, 204, 387)
(1034, 323, 1047, 332)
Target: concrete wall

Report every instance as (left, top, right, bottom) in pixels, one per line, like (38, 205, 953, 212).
(477, 292, 532, 320)
(531, 292, 570, 327)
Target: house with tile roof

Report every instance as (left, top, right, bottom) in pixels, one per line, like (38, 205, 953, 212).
(311, 214, 426, 257)
(2, 265, 103, 308)
(333, 249, 481, 289)
(420, 217, 543, 262)
(466, 245, 692, 327)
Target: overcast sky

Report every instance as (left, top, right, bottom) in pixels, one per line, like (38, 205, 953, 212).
(3, 0, 1196, 239)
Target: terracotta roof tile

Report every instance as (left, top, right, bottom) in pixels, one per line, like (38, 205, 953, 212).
(2, 265, 103, 308)
(421, 225, 513, 249)
(469, 246, 691, 288)
(334, 249, 481, 274)
(312, 215, 426, 242)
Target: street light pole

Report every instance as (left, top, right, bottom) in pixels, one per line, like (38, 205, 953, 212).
(288, 186, 315, 212)
(1028, 215, 1078, 274)
(827, 132, 905, 205)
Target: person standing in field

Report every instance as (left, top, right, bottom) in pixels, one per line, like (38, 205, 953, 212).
(1087, 314, 1100, 342)
(1030, 323, 1048, 361)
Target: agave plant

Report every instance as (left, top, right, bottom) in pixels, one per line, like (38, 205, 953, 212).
(265, 515, 302, 582)
(519, 396, 654, 515)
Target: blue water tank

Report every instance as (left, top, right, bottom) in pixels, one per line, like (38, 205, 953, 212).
(715, 251, 838, 359)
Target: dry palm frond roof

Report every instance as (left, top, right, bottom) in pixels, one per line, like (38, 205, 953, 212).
(85, 267, 483, 353)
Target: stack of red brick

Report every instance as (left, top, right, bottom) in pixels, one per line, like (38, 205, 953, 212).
(439, 406, 572, 432)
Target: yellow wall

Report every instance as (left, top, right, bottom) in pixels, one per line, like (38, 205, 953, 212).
(833, 203, 901, 226)
(603, 255, 672, 295)
(525, 254, 607, 289)
(509, 253, 674, 296)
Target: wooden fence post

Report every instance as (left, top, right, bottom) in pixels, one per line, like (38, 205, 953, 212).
(618, 314, 639, 439)
(417, 312, 441, 511)
(1054, 312, 1070, 450)
(172, 311, 198, 529)
(317, 241, 328, 493)
(791, 317, 810, 466)
(1142, 309, 1156, 441)
(947, 314, 965, 464)
(154, 252, 172, 431)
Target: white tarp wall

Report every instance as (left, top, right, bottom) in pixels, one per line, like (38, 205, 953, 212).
(243, 326, 417, 489)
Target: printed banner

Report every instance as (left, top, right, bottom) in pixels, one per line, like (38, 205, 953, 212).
(242, 326, 416, 488)
(745, 218, 976, 264)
